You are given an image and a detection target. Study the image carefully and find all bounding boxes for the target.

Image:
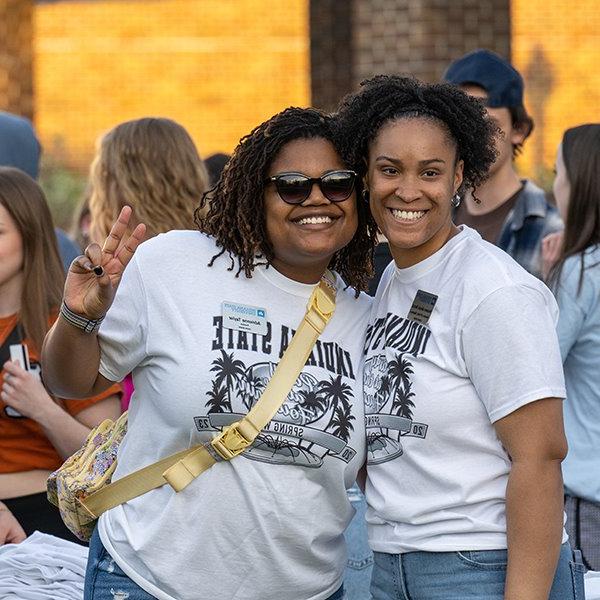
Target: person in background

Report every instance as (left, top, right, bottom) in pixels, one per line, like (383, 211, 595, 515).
(87, 117, 210, 411)
(88, 117, 209, 245)
(546, 124, 600, 571)
(0, 167, 121, 545)
(0, 111, 81, 271)
(204, 152, 230, 187)
(444, 49, 562, 279)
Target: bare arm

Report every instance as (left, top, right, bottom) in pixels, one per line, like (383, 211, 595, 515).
(1, 361, 121, 457)
(40, 395, 121, 459)
(42, 206, 146, 398)
(494, 398, 567, 600)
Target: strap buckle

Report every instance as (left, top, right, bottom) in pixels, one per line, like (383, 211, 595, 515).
(306, 280, 336, 333)
(210, 423, 253, 460)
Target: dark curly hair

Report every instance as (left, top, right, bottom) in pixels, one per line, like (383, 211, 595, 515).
(196, 107, 378, 293)
(335, 75, 498, 200)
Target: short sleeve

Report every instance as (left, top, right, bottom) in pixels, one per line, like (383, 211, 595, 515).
(98, 255, 148, 381)
(461, 284, 566, 423)
(554, 260, 587, 361)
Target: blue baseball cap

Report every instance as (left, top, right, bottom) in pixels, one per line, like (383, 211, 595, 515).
(444, 49, 524, 108)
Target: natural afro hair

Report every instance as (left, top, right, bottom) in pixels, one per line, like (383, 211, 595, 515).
(196, 106, 378, 293)
(336, 75, 498, 199)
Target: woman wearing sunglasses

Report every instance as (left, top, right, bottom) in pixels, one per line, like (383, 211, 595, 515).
(336, 76, 583, 599)
(42, 107, 378, 600)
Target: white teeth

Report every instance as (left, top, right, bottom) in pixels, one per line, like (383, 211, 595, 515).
(296, 216, 333, 225)
(391, 209, 425, 221)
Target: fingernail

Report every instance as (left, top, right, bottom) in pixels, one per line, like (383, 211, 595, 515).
(93, 266, 104, 277)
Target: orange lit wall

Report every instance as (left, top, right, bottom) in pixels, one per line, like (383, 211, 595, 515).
(34, 0, 309, 169)
(512, 0, 600, 178)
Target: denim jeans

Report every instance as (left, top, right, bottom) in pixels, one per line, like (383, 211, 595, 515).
(371, 542, 586, 600)
(343, 485, 374, 600)
(85, 528, 155, 600)
(85, 526, 346, 599)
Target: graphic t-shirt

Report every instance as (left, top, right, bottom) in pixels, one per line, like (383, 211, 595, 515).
(96, 231, 371, 600)
(0, 314, 121, 473)
(364, 226, 566, 553)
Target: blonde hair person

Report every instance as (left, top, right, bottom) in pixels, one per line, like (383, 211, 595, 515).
(89, 117, 209, 244)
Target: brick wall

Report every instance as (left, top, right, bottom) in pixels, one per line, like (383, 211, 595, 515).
(353, 0, 510, 84)
(310, 0, 354, 111)
(0, 0, 34, 120)
(311, 0, 510, 111)
(34, 0, 309, 170)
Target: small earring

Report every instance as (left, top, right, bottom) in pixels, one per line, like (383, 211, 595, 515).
(362, 189, 370, 203)
(451, 193, 461, 208)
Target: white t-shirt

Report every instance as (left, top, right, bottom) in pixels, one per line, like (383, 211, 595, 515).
(364, 226, 566, 553)
(96, 231, 371, 600)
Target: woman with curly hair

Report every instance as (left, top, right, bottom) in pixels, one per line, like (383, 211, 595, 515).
(42, 107, 378, 599)
(336, 76, 584, 599)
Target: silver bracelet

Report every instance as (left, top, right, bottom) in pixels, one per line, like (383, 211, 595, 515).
(59, 302, 105, 334)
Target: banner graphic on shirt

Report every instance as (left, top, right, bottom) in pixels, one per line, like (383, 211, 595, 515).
(363, 312, 430, 464)
(193, 316, 360, 468)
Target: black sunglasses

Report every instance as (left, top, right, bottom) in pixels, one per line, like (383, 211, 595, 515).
(265, 170, 357, 205)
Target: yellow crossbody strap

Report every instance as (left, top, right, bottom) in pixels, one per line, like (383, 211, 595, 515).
(81, 274, 337, 519)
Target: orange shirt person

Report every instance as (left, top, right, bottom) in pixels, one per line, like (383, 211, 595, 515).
(0, 167, 121, 544)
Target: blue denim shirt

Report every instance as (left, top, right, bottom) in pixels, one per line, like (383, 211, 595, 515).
(497, 179, 563, 279)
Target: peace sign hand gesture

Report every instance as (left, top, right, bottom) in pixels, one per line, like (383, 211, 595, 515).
(64, 206, 146, 320)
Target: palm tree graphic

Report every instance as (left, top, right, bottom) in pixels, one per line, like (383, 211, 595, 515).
(388, 353, 415, 423)
(375, 374, 391, 435)
(298, 387, 328, 451)
(321, 375, 355, 443)
(329, 402, 356, 443)
(209, 349, 246, 410)
(391, 385, 415, 420)
(298, 388, 327, 421)
(205, 379, 230, 413)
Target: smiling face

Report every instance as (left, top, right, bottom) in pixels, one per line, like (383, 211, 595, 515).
(366, 117, 463, 268)
(264, 137, 358, 283)
(0, 203, 24, 307)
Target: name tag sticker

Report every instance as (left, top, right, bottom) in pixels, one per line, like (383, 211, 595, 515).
(222, 302, 267, 335)
(407, 290, 438, 324)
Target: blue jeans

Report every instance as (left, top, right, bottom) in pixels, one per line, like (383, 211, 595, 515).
(344, 485, 374, 600)
(371, 542, 586, 600)
(85, 526, 346, 599)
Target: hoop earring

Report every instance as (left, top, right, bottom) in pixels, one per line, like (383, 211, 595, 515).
(451, 193, 461, 208)
(362, 189, 370, 203)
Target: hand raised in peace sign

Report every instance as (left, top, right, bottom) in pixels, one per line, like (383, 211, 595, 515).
(64, 206, 146, 319)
